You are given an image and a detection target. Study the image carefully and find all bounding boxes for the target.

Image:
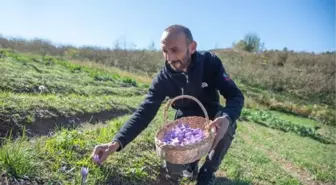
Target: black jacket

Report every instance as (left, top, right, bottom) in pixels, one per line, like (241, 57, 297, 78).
(112, 51, 244, 151)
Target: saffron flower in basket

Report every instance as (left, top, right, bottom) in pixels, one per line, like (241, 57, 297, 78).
(162, 122, 205, 146)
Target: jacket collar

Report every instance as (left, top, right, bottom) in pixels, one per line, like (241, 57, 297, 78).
(163, 51, 200, 77)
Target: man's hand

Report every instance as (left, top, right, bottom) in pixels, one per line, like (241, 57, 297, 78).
(90, 141, 120, 165)
(208, 116, 230, 151)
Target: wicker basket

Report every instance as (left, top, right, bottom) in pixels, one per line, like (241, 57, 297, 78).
(154, 95, 216, 164)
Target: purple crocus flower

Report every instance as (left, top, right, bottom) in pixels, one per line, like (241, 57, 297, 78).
(162, 122, 205, 146)
(82, 168, 88, 176)
(81, 167, 89, 185)
(93, 154, 101, 165)
(171, 137, 180, 145)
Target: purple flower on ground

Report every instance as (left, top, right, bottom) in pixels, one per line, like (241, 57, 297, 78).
(93, 154, 101, 164)
(81, 167, 88, 176)
(81, 167, 89, 185)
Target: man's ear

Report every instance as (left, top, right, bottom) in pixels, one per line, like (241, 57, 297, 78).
(189, 41, 197, 54)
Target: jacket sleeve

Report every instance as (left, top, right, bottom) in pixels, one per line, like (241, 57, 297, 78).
(112, 73, 166, 151)
(212, 54, 244, 124)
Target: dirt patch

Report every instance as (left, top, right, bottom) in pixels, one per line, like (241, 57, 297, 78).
(0, 108, 135, 139)
(241, 124, 331, 185)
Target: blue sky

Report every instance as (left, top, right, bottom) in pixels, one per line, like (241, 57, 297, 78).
(0, 0, 335, 52)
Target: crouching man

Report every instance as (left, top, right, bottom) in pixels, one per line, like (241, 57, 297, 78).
(91, 24, 244, 185)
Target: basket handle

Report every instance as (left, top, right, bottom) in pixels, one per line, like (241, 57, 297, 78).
(163, 95, 210, 128)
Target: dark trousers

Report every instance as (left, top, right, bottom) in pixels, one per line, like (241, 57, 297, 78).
(164, 107, 237, 177)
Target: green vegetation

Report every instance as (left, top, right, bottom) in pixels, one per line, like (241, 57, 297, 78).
(0, 37, 335, 185)
(1, 35, 335, 106)
(240, 84, 335, 126)
(0, 49, 144, 95)
(1, 92, 142, 124)
(241, 109, 335, 144)
(241, 122, 336, 183)
(0, 50, 146, 138)
(215, 49, 335, 108)
(220, 124, 302, 185)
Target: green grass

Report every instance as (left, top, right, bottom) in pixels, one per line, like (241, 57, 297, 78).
(0, 110, 170, 184)
(218, 124, 301, 185)
(0, 50, 335, 185)
(241, 108, 335, 144)
(0, 137, 41, 179)
(241, 122, 336, 183)
(0, 51, 147, 96)
(238, 82, 336, 126)
(269, 110, 336, 142)
(0, 50, 148, 134)
(3, 109, 330, 184)
(0, 109, 307, 185)
(269, 110, 318, 127)
(1, 92, 144, 124)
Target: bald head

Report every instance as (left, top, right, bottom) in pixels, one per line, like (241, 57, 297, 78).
(160, 24, 197, 72)
(161, 24, 194, 45)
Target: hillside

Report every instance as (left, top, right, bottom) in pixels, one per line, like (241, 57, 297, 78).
(0, 49, 150, 138)
(0, 48, 335, 185)
(1, 36, 335, 107)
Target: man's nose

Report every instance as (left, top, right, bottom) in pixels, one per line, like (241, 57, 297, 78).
(165, 53, 175, 62)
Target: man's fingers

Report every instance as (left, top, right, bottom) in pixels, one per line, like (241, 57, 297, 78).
(210, 126, 225, 151)
(209, 118, 219, 126)
(210, 136, 220, 151)
(209, 119, 222, 130)
(91, 143, 118, 165)
(100, 149, 112, 164)
(90, 146, 99, 158)
(91, 145, 105, 162)
(93, 144, 116, 164)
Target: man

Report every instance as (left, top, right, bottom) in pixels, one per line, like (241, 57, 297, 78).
(91, 24, 244, 185)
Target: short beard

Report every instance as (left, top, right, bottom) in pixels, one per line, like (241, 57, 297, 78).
(169, 49, 191, 72)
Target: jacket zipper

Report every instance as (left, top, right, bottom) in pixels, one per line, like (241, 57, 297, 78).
(184, 73, 189, 83)
(180, 87, 184, 104)
(181, 73, 189, 105)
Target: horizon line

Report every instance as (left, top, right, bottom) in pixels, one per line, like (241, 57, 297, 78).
(0, 33, 335, 54)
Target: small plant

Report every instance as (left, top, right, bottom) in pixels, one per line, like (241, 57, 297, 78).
(122, 77, 137, 87)
(0, 138, 39, 179)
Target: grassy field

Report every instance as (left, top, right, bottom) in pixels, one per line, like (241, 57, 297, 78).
(0, 49, 335, 185)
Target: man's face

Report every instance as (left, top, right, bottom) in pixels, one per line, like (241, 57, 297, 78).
(160, 31, 193, 72)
